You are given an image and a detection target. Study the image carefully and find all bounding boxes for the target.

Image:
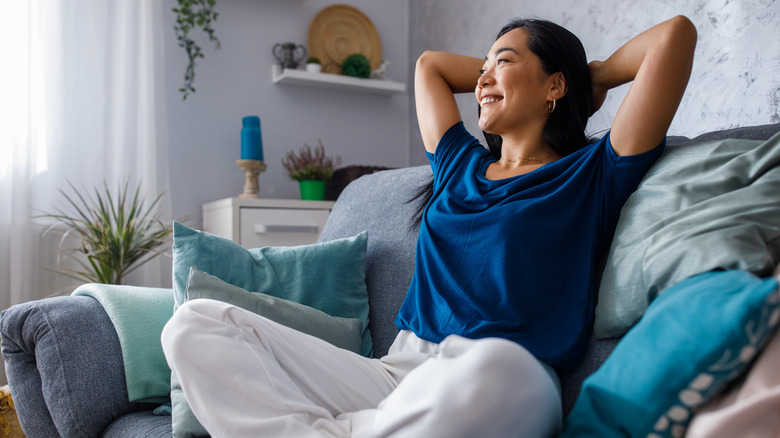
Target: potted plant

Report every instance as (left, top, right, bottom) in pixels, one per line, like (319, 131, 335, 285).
(282, 140, 341, 200)
(341, 53, 371, 78)
(306, 57, 322, 73)
(39, 179, 175, 285)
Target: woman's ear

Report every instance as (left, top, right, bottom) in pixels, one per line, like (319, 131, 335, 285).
(549, 72, 567, 100)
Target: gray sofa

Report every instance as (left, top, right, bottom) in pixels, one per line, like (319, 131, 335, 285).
(2, 122, 779, 437)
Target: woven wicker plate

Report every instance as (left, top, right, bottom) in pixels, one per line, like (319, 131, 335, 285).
(307, 5, 382, 74)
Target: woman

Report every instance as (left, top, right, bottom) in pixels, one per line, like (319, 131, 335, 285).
(162, 16, 696, 438)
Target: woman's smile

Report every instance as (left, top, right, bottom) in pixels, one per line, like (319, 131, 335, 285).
(480, 95, 504, 106)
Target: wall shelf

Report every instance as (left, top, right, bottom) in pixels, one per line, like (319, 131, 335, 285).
(272, 65, 406, 95)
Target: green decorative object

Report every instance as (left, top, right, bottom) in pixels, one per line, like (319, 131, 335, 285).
(173, 0, 221, 100)
(298, 180, 327, 201)
(341, 53, 371, 78)
(39, 179, 175, 285)
(281, 140, 342, 182)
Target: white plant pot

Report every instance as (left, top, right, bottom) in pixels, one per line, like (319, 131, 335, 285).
(306, 63, 322, 73)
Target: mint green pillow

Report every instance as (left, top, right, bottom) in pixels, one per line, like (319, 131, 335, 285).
(561, 270, 780, 438)
(169, 267, 365, 437)
(185, 267, 363, 353)
(171, 222, 371, 356)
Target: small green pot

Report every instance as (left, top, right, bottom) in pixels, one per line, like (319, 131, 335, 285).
(298, 180, 326, 200)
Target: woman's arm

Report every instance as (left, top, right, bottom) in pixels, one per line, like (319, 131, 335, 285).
(591, 15, 697, 156)
(414, 51, 484, 153)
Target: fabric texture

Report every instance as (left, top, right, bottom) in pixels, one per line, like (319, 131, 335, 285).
(72, 284, 174, 403)
(596, 132, 780, 338)
(162, 300, 561, 438)
(396, 122, 664, 372)
(0, 296, 150, 437)
(171, 222, 371, 356)
(318, 166, 428, 359)
(561, 270, 780, 438)
(185, 267, 364, 354)
(686, 327, 780, 438)
(169, 226, 370, 437)
(167, 268, 363, 437)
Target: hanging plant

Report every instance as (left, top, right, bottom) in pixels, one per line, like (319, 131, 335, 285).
(173, 0, 221, 100)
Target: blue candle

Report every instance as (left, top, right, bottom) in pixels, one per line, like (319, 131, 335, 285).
(240, 116, 264, 161)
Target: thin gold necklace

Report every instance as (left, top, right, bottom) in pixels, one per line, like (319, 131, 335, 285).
(499, 151, 554, 164)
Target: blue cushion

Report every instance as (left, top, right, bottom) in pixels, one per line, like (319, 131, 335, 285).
(561, 270, 780, 438)
(168, 266, 366, 437)
(185, 267, 364, 354)
(171, 222, 371, 356)
(169, 223, 371, 437)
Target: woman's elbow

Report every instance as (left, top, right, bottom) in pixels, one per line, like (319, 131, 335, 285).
(668, 15, 698, 51)
(416, 50, 438, 74)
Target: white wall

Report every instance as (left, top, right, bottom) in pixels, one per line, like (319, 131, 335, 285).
(408, 0, 780, 166)
(162, 0, 410, 223)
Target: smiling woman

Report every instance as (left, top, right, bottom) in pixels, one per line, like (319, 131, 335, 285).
(402, 15, 694, 436)
(160, 15, 696, 438)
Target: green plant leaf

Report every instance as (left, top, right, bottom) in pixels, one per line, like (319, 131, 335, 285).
(36, 178, 176, 285)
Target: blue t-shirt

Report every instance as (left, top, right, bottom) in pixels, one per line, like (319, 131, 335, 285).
(395, 122, 664, 372)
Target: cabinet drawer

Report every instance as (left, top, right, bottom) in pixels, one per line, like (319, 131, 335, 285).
(239, 208, 330, 248)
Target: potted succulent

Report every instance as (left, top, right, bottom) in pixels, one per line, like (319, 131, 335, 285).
(306, 57, 322, 73)
(341, 53, 371, 78)
(282, 140, 341, 200)
(39, 179, 175, 285)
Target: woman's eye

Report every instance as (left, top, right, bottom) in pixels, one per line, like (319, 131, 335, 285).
(479, 69, 486, 75)
(497, 59, 508, 65)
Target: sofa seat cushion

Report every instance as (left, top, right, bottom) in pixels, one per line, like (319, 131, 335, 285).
(101, 411, 172, 438)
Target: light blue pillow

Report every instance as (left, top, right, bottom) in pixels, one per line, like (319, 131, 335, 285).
(185, 267, 363, 353)
(561, 270, 780, 438)
(171, 222, 371, 356)
(596, 134, 780, 338)
(169, 267, 366, 437)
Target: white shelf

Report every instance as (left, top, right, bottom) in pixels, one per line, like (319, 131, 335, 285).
(272, 65, 406, 95)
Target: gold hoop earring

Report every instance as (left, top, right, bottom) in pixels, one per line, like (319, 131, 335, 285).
(548, 98, 556, 113)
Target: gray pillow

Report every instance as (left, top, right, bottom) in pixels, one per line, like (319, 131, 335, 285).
(185, 267, 363, 352)
(170, 267, 364, 437)
(595, 133, 780, 338)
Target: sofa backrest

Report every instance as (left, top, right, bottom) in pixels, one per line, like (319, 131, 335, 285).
(319, 165, 430, 358)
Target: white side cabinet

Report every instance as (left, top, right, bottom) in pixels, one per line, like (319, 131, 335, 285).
(202, 198, 336, 248)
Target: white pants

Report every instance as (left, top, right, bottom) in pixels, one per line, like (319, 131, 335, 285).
(161, 299, 562, 438)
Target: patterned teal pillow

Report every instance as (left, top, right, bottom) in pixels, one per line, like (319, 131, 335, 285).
(561, 270, 780, 438)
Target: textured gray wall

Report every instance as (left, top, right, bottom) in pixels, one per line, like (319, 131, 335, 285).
(408, 0, 780, 165)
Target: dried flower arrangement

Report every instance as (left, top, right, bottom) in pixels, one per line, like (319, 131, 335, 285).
(281, 140, 342, 181)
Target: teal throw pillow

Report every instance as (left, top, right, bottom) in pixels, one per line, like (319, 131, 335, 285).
(561, 270, 780, 438)
(171, 222, 371, 356)
(185, 266, 363, 353)
(169, 267, 365, 437)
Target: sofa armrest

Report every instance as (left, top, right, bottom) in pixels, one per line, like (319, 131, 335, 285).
(1, 296, 150, 437)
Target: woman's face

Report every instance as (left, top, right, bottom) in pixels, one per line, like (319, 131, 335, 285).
(475, 28, 552, 135)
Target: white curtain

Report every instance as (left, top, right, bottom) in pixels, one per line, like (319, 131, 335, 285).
(0, 0, 172, 311)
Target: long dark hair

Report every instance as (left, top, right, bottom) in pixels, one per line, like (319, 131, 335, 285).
(410, 18, 593, 226)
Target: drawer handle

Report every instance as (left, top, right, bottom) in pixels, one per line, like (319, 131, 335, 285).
(254, 224, 320, 234)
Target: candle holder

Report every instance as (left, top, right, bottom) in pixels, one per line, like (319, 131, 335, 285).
(236, 159, 268, 198)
